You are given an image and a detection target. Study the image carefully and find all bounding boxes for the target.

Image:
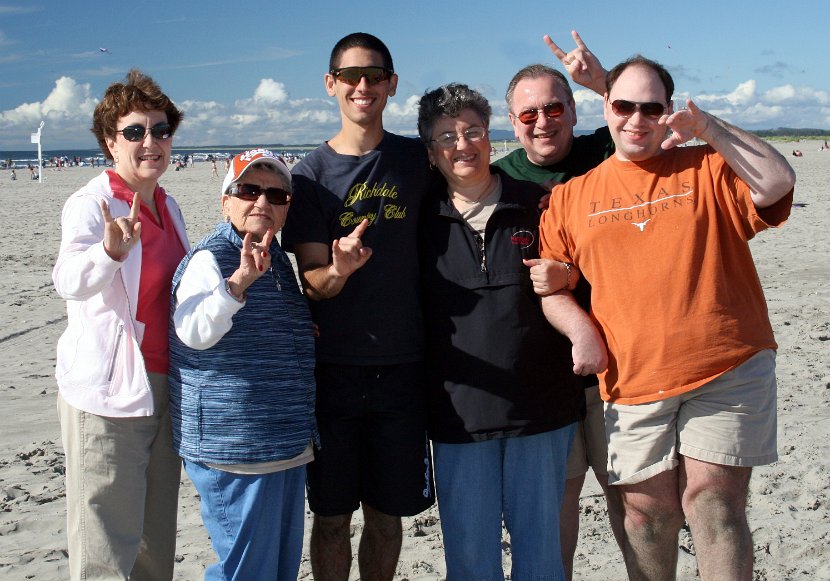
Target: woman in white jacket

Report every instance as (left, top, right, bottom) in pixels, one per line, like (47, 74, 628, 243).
(52, 69, 189, 581)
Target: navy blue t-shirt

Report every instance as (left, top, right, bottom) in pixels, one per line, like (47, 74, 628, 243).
(282, 131, 431, 365)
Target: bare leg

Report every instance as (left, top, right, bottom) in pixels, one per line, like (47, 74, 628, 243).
(358, 503, 402, 581)
(560, 473, 586, 580)
(310, 512, 353, 581)
(596, 472, 627, 558)
(680, 457, 753, 580)
(619, 469, 685, 581)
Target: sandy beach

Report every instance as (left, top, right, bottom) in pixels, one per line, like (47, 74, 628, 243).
(0, 141, 827, 580)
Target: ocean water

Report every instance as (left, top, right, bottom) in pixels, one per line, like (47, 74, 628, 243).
(0, 146, 315, 168)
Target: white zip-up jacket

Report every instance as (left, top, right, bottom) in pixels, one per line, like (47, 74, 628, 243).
(53, 171, 189, 417)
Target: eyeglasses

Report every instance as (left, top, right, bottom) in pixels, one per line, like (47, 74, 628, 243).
(330, 66, 393, 86)
(610, 99, 666, 119)
(430, 126, 489, 149)
(115, 123, 173, 142)
(230, 184, 292, 205)
(515, 102, 566, 125)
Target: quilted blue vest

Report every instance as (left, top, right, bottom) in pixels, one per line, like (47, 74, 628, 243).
(169, 221, 317, 464)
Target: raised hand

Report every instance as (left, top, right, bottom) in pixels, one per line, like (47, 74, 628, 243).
(227, 229, 274, 299)
(101, 191, 142, 261)
(331, 219, 373, 277)
(660, 99, 712, 150)
(543, 30, 607, 95)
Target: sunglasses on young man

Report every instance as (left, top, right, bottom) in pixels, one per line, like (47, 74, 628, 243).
(610, 99, 667, 119)
(229, 184, 292, 205)
(330, 66, 393, 86)
(515, 102, 566, 125)
(115, 123, 173, 142)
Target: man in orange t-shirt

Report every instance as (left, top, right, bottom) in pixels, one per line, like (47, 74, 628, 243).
(539, 55, 795, 580)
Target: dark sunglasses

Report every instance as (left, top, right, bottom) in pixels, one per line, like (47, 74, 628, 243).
(330, 66, 392, 86)
(610, 99, 666, 119)
(515, 102, 566, 125)
(230, 184, 291, 205)
(116, 123, 173, 142)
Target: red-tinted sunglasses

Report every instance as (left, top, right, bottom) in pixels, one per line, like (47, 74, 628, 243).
(610, 99, 666, 119)
(230, 184, 291, 205)
(515, 102, 566, 125)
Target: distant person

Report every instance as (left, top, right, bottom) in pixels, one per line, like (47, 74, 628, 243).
(210, 158, 219, 178)
(10, 168, 16, 180)
(539, 54, 795, 580)
(417, 82, 581, 580)
(169, 149, 316, 580)
(52, 69, 188, 580)
(792, 149, 803, 157)
(492, 30, 625, 579)
(281, 32, 434, 581)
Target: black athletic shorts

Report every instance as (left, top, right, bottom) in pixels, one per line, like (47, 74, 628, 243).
(307, 361, 435, 517)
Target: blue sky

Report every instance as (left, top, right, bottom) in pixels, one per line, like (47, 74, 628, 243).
(1, 0, 828, 149)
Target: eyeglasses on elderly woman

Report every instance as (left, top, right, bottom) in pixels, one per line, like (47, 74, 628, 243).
(430, 126, 489, 149)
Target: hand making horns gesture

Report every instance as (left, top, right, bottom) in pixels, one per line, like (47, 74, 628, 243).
(100, 192, 142, 261)
(226, 228, 275, 300)
(331, 219, 373, 278)
(544, 30, 608, 94)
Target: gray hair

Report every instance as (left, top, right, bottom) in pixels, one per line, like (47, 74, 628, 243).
(505, 64, 574, 113)
(417, 83, 491, 144)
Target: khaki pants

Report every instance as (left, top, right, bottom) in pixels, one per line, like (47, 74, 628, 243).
(58, 373, 181, 581)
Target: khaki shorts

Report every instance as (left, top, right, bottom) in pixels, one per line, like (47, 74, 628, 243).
(606, 349, 778, 486)
(565, 385, 608, 479)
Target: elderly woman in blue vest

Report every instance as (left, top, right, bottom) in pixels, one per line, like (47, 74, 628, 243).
(168, 149, 317, 581)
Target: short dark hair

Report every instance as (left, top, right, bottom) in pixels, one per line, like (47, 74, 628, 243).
(329, 32, 394, 73)
(505, 64, 573, 112)
(91, 69, 182, 160)
(417, 83, 491, 144)
(606, 55, 674, 102)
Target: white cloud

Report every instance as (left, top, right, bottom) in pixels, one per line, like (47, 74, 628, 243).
(2, 75, 828, 150)
(697, 80, 756, 107)
(385, 94, 421, 119)
(763, 84, 829, 106)
(252, 79, 287, 104)
(0, 77, 97, 147)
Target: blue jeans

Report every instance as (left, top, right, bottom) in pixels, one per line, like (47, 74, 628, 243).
(184, 460, 306, 581)
(433, 425, 576, 581)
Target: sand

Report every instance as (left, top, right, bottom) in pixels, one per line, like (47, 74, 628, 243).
(0, 141, 827, 580)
